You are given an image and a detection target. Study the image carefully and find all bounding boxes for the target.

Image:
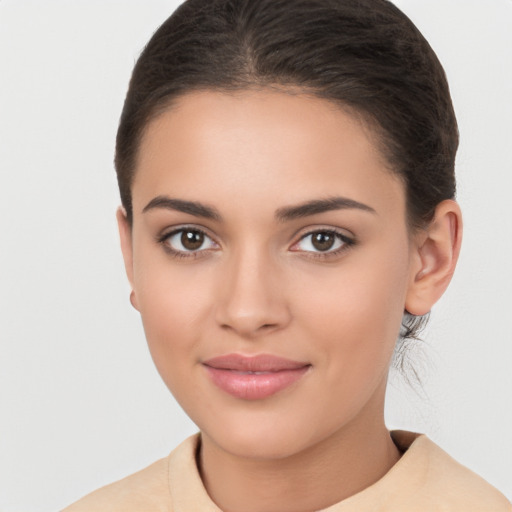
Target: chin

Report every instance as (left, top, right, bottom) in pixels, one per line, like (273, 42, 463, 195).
(209, 429, 306, 460)
(198, 407, 327, 461)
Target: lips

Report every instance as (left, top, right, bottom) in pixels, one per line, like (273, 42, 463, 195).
(202, 354, 311, 400)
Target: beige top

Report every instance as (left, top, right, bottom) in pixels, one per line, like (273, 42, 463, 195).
(62, 431, 511, 511)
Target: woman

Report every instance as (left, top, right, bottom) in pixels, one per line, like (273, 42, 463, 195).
(61, 0, 511, 510)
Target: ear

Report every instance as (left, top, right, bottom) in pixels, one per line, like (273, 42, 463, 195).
(405, 199, 463, 316)
(116, 206, 139, 310)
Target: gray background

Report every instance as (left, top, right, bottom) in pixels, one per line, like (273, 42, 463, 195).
(0, 1, 511, 510)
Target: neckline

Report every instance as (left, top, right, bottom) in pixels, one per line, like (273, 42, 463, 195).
(168, 430, 427, 512)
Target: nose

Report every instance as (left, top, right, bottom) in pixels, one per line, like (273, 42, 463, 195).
(215, 245, 291, 339)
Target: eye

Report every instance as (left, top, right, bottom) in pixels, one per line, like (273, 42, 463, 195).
(291, 229, 355, 258)
(159, 227, 218, 258)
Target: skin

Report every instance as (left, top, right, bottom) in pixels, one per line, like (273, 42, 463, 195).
(118, 89, 462, 512)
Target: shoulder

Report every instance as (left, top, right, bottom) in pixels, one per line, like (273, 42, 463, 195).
(389, 431, 512, 511)
(61, 447, 178, 512)
(60, 433, 219, 512)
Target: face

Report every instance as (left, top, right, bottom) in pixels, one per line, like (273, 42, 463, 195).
(121, 89, 419, 459)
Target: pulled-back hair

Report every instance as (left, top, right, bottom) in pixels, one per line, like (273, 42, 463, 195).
(115, 0, 458, 348)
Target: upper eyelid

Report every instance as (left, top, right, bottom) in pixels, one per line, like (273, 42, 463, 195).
(291, 229, 354, 252)
(158, 224, 216, 241)
(295, 225, 354, 239)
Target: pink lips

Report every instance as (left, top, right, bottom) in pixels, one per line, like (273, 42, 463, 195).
(202, 354, 311, 400)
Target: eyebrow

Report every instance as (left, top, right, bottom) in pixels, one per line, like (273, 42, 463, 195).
(143, 196, 222, 221)
(142, 195, 376, 222)
(275, 196, 376, 221)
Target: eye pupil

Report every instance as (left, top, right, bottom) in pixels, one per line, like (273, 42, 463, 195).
(181, 230, 204, 250)
(312, 232, 335, 251)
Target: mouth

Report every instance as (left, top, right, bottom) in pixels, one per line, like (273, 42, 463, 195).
(202, 353, 311, 400)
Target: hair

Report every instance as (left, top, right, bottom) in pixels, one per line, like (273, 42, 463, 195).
(114, 0, 458, 350)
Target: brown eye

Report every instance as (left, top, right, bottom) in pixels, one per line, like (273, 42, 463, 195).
(311, 232, 336, 251)
(162, 228, 217, 255)
(181, 230, 204, 250)
(291, 229, 354, 257)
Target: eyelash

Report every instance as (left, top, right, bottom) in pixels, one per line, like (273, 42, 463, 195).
(292, 229, 356, 260)
(157, 226, 356, 261)
(157, 227, 218, 260)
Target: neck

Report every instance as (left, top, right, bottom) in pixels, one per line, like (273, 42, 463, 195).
(198, 388, 401, 512)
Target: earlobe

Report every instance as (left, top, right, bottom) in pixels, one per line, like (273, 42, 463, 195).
(405, 200, 463, 316)
(116, 206, 139, 311)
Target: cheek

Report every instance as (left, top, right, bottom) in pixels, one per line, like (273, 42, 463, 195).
(132, 254, 214, 389)
(292, 242, 410, 375)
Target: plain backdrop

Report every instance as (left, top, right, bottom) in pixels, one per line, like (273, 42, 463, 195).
(0, 1, 511, 510)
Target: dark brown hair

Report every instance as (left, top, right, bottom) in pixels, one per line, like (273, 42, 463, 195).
(115, 0, 458, 347)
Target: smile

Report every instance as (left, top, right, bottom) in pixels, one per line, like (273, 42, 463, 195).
(202, 354, 311, 400)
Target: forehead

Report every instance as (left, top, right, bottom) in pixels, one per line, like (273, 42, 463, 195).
(133, 89, 405, 221)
